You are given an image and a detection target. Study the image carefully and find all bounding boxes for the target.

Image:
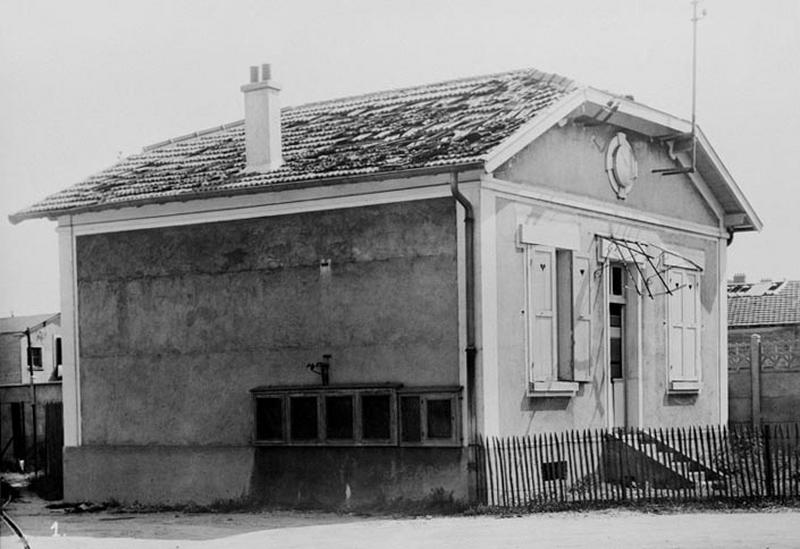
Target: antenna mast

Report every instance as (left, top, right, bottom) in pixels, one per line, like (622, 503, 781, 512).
(690, 0, 701, 170)
(652, 1, 706, 176)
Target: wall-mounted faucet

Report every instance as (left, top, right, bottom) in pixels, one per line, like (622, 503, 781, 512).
(306, 354, 331, 386)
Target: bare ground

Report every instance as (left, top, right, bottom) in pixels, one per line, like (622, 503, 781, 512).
(2, 492, 800, 548)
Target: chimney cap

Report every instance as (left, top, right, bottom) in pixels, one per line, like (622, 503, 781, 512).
(242, 63, 280, 92)
(248, 64, 273, 83)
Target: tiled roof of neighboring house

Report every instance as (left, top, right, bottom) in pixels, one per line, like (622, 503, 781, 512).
(728, 280, 800, 327)
(11, 68, 578, 222)
(0, 313, 60, 335)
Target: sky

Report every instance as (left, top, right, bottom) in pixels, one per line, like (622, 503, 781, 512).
(1, 0, 799, 316)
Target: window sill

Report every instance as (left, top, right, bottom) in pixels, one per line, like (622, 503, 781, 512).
(668, 380, 702, 394)
(528, 381, 579, 398)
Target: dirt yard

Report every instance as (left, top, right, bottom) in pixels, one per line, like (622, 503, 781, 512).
(2, 494, 799, 548)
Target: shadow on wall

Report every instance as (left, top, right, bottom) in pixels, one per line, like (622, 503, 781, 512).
(249, 446, 468, 509)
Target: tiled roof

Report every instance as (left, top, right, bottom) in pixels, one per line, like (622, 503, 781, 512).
(728, 280, 800, 327)
(0, 313, 60, 335)
(11, 68, 577, 222)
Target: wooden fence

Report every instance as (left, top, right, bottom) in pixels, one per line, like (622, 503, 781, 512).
(473, 424, 800, 507)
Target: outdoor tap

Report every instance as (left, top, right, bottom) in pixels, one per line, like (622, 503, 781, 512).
(306, 354, 331, 386)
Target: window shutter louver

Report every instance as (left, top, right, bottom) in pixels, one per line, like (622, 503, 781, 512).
(668, 270, 700, 382)
(683, 272, 699, 380)
(530, 247, 556, 382)
(572, 254, 592, 382)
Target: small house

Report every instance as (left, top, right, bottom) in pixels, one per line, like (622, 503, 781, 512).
(10, 66, 761, 506)
(0, 313, 62, 468)
(728, 276, 800, 425)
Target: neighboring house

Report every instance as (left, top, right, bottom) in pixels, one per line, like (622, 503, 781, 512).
(0, 313, 62, 468)
(0, 313, 62, 385)
(10, 66, 761, 506)
(728, 277, 800, 425)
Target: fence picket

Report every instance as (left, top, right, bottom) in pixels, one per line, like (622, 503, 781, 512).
(721, 425, 736, 498)
(690, 426, 699, 500)
(702, 426, 713, 498)
(529, 434, 538, 502)
(789, 423, 800, 496)
(557, 432, 566, 503)
(536, 434, 544, 503)
(582, 430, 594, 502)
(492, 437, 504, 507)
(514, 437, 528, 506)
(471, 423, 800, 509)
(476, 424, 800, 507)
(598, 429, 609, 501)
(778, 425, 784, 499)
(640, 428, 652, 502)
(764, 424, 774, 498)
(743, 426, 755, 498)
(566, 430, 575, 502)
(520, 436, 531, 505)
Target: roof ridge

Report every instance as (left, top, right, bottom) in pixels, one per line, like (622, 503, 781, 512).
(284, 66, 577, 113)
(143, 120, 244, 152)
(140, 67, 578, 153)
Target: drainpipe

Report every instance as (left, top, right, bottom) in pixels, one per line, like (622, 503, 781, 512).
(450, 172, 477, 444)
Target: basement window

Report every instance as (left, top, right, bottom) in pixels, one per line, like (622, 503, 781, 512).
(541, 460, 568, 481)
(362, 394, 392, 441)
(251, 384, 461, 447)
(325, 395, 354, 440)
(289, 396, 319, 441)
(399, 391, 460, 445)
(255, 397, 284, 441)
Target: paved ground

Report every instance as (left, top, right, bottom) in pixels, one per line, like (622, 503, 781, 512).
(2, 495, 800, 548)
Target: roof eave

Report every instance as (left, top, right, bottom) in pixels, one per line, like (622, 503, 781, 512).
(8, 161, 486, 224)
(0, 313, 61, 335)
(695, 130, 763, 233)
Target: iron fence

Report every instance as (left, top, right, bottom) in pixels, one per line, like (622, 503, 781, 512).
(473, 423, 800, 507)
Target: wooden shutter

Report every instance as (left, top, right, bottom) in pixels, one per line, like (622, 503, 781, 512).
(530, 246, 556, 382)
(668, 270, 700, 381)
(572, 254, 592, 382)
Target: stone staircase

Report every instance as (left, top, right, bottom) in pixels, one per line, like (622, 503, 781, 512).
(603, 429, 727, 492)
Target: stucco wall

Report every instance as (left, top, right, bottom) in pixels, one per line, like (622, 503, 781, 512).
(495, 124, 719, 229)
(76, 197, 458, 445)
(19, 322, 62, 384)
(0, 334, 21, 385)
(70, 197, 461, 504)
(491, 127, 723, 434)
(0, 322, 62, 386)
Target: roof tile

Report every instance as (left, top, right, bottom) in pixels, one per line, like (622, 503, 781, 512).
(728, 280, 800, 327)
(11, 68, 577, 222)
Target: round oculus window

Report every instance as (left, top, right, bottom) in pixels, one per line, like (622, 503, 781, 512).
(605, 132, 638, 200)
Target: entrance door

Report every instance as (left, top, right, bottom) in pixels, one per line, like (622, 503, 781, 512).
(609, 264, 627, 428)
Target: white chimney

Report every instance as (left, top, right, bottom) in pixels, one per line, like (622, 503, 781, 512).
(241, 64, 282, 172)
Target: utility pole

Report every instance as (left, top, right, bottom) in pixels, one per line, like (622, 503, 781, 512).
(25, 328, 38, 475)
